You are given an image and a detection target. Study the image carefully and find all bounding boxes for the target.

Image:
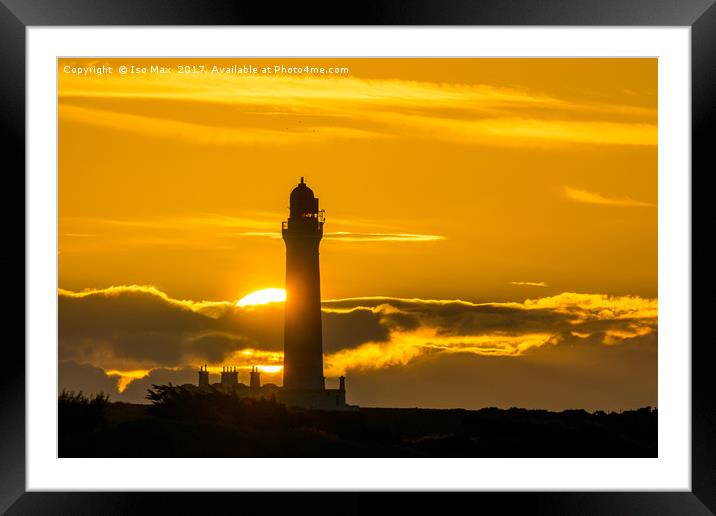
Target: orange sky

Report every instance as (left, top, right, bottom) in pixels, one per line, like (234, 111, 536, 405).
(58, 58, 657, 410)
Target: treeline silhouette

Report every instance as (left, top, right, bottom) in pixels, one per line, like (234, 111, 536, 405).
(145, 383, 288, 425)
(59, 385, 657, 457)
(59, 390, 110, 434)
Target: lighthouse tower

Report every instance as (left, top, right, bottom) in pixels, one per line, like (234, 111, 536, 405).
(282, 177, 325, 391)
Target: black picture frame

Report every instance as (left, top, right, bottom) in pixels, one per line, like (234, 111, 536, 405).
(3, 1, 713, 514)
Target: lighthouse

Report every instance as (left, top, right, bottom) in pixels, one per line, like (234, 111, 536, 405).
(282, 177, 325, 391)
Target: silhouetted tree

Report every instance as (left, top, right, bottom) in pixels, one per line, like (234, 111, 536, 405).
(145, 383, 288, 426)
(58, 390, 110, 433)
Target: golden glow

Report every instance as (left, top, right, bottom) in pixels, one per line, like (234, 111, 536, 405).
(105, 369, 151, 392)
(237, 288, 286, 307)
(58, 58, 657, 304)
(257, 365, 283, 373)
(57, 60, 656, 148)
(58, 59, 657, 408)
(323, 330, 559, 377)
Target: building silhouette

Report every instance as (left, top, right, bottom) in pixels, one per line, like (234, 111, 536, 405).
(282, 177, 325, 390)
(198, 364, 209, 387)
(195, 179, 350, 410)
(280, 178, 348, 410)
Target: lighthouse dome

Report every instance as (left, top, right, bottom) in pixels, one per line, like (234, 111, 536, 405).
(290, 177, 315, 205)
(288, 177, 319, 220)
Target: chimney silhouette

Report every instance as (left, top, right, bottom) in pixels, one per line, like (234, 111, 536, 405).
(198, 364, 209, 387)
(250, 366, 261, 390)
(220, 366, 238, 386)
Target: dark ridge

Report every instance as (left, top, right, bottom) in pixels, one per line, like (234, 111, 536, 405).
(58, 387, 657, 458)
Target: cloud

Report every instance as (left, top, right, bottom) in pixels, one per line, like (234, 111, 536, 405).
(59, 360, 121, 396)
(58, 285, 390, 371)
(343, 344, 656, 411)
(563, 186, 656, 208)
(224, 231, 445, 242)
(58, 284, 234, 315)
(320, 293, 656, 375)
(325, 232, 445, 242)
(118, 366, 205, 402)
(322, 308, 390, 353)
(59, 70, 657, 148)
(58, 286, 657, 408)
(323, 330, 560, 377)
(61, 215, 444, 254)
(59, 285, 656, 379)
(511, 281, 546, 287)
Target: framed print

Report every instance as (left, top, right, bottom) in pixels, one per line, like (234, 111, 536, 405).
(4, 0, 714, 513)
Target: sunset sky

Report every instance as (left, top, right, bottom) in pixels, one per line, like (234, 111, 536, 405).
(58, 58, 657, 410)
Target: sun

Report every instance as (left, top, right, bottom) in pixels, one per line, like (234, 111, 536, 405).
(237, 288, 286, 307)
